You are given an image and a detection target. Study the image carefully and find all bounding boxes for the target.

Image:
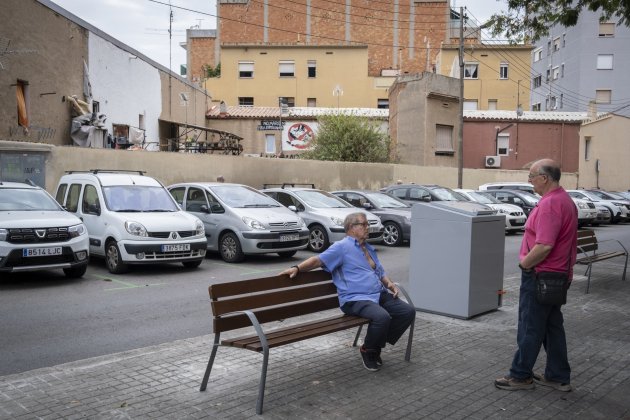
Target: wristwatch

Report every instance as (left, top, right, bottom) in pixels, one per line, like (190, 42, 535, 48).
(518, 263, 533, 272)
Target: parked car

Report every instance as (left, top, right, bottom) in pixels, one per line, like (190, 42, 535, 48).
(478, 182, 537, 195)
(567, 190, 628, 224)
(331, 190, 411, 246)
(1, 181, 89, 278)
(380, 184, 468, 205)
(261, 187, 383, 252)
(609, 191, 630, 201)
(482, 189, 539, 217)
(592, 203, 613, 225)
(586, 190, 630, 221)
(168, 182, 309, 262)
(55, 170, 206, 273)
(454, 189, 526, 233)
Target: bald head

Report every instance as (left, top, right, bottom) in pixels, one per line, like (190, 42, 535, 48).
(531, 159, 561, 182)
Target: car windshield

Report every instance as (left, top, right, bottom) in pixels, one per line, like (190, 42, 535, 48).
(516, 191, 540, 205)
(294, 190, 352, 208)
(589, 190, 621, 200)
(429, 187, 461, 201)
(212, 185, 281, 208)
(579, 191, 602, 201)
(104, 186, 179, 212)
(365, 192, 410, 208)
(0, 188, 62, 211)
(469, 191, 500, 204)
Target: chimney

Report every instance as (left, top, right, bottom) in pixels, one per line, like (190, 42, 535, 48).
(588, 100, 597, 120)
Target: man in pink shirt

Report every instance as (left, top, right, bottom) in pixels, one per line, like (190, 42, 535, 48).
(495, 159, 577, 392)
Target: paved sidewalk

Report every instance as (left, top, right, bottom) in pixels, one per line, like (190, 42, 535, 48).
(1, 262, 629, 419)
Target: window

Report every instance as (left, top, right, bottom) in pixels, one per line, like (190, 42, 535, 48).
(307, 60, 316, 78)
(279, 97, 295, 107)
(81, 185, 100, 215)
(186, 188, 208, 213)
(561, 63, 565, 78)
(65, 184, 81, 213)
(532, 103, 541, 111)
(16, 80, 29, 128)
(585, 136, 591, 160)
(464, 63, 478, 79)
(547, 40, 551, 55)
(562, 33, 566, 47)
(92, 101, 100, 113)
(279, 60, 295, 77)
(596, 89, 612, 104)
(488, 99, 497, 110)
(463, 100, 478, 110)
(597, 54, 613, 69)
(499, 63, 508, 79)
(238, 97, 254, 107)
(265, 134, 276, 154)
(377, 99, 389, 109)
(533, 75, 542, 88)
(599, 22, 615, 37)
(307, 98, 317, 107)
(435, 124, 454, 154)
(497, 133, 509, 156)
(546, 68, 551, 83)
(238, 61, 254, 78)
(559, 94, 564, 109)
(533, 48, 543, 62)
(553, 37, 561, 52)
(138, 113, 145, 130)
(549, 96, 557, 110)
(552, 66, 560, 80)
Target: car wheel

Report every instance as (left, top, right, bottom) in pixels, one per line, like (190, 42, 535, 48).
(220, 232, 245, 263)
(278, 250, 297, 258)
(182, 260, 203, 268)
(63, 264, 87, 278)
(308, 224, 330, 252)
(105, 240, 129, 274)
(382, 221, 403, 246)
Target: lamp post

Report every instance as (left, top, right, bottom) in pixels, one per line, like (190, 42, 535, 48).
(333, 85, 343, 109)
(180, 92, 189, 151)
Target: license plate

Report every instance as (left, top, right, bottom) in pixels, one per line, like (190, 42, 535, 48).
(280, 234, 299, 242)
(369, 226, 379, 233)
(161, 244, 190, 252)
(23, 247, 62, 257)
(516, 218, 526, 223)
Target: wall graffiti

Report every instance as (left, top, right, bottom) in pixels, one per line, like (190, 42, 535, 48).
(8, 124, 56, 141)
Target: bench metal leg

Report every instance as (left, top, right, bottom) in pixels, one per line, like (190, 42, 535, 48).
(405, 316, 415, 362)
(200, 334, 221, 391)
(622, 253, 628, 282)
(586, 263, 593, 294)
(256, 346, 270, 415)
(352, 325, 363, 347)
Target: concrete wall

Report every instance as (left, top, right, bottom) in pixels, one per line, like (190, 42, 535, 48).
(17, 142, 577, 194)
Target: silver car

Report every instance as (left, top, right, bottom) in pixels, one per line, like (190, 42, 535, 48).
(261, 187, 384, 252)
(168, 183, 309, 262)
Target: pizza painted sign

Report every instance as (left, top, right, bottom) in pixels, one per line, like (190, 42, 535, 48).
(282, 122, 318, 151)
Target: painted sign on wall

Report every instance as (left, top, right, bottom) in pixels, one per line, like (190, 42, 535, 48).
(282, 122, 318, 151)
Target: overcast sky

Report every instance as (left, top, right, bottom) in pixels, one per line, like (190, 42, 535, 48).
(50, 0, 506, 72)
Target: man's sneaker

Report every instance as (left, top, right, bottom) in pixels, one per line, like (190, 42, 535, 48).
(376, 348, 383, 366)
(533, 373, 572, 392)
(494, 375, 534, 390)
(360, 346, 380, 371)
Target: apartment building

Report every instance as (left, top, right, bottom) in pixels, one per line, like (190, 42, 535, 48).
(530, 11, 630, 116)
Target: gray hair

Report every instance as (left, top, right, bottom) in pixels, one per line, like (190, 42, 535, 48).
(344, 212, 367, 233)
(537, 163, 561, 182)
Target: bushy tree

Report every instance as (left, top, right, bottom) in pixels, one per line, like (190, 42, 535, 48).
(205, 63, 221, 78)
(486, 0, 630, 42)
(301, 114, 390, 163)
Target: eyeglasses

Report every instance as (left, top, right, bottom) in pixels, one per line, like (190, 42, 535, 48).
(352, 222, 369, 228)
(528, 172, 546, 180)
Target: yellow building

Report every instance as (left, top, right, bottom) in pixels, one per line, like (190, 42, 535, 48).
(436, 44, 533, 111)
(204, 45, 396, 109)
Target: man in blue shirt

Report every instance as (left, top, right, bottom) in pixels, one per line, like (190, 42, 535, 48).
(281, 212, 416, 371)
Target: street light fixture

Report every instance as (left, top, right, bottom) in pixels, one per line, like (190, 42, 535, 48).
(333, 85, 343, 109)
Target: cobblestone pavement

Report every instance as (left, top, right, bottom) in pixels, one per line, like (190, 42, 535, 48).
(1, 262, 629, 419)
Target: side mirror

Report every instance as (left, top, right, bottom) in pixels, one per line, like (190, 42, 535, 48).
(288, 205, 298, 212)
(200, 204, 210, 214)
(210, 203, 225, 214)
(422, 196, 431, 202)
(362, 202, 372, 209)
(88, 203, 101, 215)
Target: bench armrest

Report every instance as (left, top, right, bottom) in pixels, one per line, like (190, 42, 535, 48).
(395, 283, 415, 308)
(598, 238, 629, 255)
(220, 310, 269, 351)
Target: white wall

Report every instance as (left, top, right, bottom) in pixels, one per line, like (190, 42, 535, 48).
(88, 35, 162, 145)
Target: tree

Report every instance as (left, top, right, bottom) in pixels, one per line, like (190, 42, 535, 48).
(486, 0, 630, 42)
(205, 63, 221, 78)
(301, 113, 390, 163)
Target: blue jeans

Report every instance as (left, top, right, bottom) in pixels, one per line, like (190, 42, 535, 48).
(341, 291, 416, 350)
(509, 270, 571, 383)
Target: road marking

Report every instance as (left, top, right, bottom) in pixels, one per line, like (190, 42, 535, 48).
(93, 274, 167, 291)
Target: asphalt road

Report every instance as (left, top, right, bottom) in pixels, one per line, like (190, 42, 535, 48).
(2, 224, 629, 376)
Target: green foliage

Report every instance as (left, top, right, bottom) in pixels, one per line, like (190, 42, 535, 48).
(205, 63, 221, 78)
(485, 0, 630, 42)
(301, 113, 390, 163)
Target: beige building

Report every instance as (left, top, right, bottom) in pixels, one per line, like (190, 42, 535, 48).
(204, 45, 395, 109)
(578, 113, 630, 190)
(437, 43, 533, 112)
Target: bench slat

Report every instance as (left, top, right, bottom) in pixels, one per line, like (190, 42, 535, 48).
(209, 271, 331, 299)
(222, 315, 369, 352)
(211, 282, 338, 316)
(213, 295, 340, 333)
(576, 251, 626, 264)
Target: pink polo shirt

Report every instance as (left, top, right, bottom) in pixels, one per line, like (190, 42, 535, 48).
(519, 187, 578, 277)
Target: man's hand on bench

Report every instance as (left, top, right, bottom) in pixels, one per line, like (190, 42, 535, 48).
(280, 256, 322, 278)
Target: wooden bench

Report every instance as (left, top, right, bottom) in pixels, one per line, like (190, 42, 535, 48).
(576, 229, 628, 293)
(199, 270, 415, 414)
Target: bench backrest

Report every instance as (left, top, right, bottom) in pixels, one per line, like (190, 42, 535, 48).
(209, 270, 338, 333)
(577, 229, 598, 253)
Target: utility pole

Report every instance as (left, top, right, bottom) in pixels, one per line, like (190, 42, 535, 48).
(457, 7, 465, 188)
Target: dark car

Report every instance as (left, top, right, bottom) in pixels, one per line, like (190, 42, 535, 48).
(482, 189, 539, 217)
(332, 190, 411, 246)
(380, 184, 466, 205)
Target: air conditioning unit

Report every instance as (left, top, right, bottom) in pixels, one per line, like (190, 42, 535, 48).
(485, 155, 501, 168)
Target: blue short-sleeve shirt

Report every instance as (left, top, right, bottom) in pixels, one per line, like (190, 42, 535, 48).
(318, 236, 386, 306)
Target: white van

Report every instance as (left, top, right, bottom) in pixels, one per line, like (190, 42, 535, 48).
(478, 182, 536, 195)
(55, 170, 206, 273)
